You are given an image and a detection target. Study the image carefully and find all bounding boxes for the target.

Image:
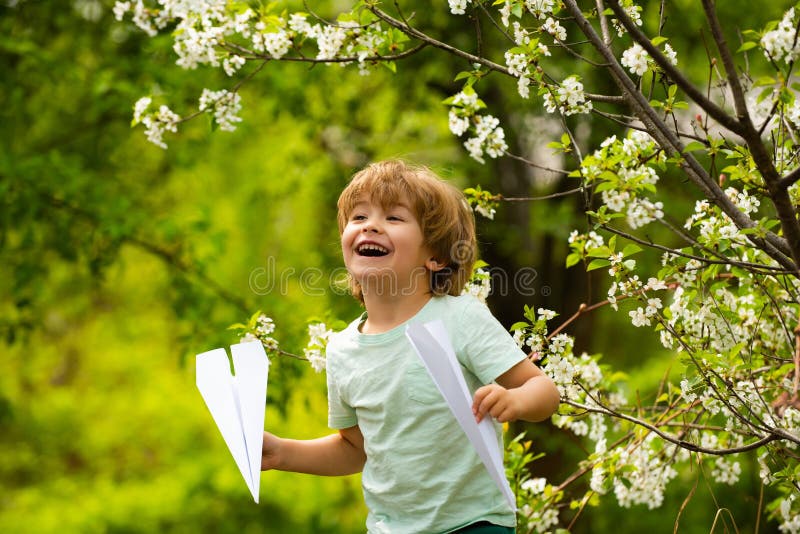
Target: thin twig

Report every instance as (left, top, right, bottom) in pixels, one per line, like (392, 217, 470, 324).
(369, 6, 511, 75)
(566, 400, 783, 453)
(500, 187, 584, 202)
(223, 42, 429, 64)
(503, 151, 571, 174)
(602, 224, 794, 274)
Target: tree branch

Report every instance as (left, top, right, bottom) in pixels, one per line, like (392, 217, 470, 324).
(700, 0, 800, 273)
(602, 223, 794, 274)
(606, 0, 745, 136)
(369, 6, 511, 75)
(563, 0, 794, 267)
(223, 41, 429, 64)
(566, 400, 786, 453)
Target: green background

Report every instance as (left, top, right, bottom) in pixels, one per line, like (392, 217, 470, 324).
(0, 0, 787, 532)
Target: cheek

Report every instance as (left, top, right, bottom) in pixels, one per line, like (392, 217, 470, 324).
(341, 228, 356, 252)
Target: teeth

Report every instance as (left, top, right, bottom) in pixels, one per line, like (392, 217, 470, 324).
(357, 243, 389, 254)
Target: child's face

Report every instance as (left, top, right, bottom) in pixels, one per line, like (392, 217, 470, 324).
(341, 195, 433, 297)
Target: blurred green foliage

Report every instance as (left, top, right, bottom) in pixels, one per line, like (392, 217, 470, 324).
(0, 0, 789, 532)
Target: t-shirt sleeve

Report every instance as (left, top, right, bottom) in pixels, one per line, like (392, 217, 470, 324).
(326, 349, 358, 430)
(455, 296, 528, 384)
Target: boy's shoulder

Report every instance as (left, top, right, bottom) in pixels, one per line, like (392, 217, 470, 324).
(431, 293, 485, 314)
(329, 313, 364, 341)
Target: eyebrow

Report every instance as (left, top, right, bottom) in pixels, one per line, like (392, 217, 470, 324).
(351, 200, 412, 211)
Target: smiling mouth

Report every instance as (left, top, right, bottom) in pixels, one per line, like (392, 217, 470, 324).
(357, 243, 390, 257)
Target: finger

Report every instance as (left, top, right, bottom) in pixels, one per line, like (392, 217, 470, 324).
(496, 407, 513, 423)
(489, 399, 507, 419)
(474, 390, 493, 422)
(476, 391, 500, 422)
(472, 385, 492, 414)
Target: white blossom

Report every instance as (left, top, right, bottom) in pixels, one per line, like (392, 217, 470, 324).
(762, 8, 800, 63)
(543, 17, 566, 41)
(198, 89, 243, 131)
(462, 268, 492, 302)
(779, 494, 800, 533)
(525, 0, 555, 19)
(626, 198, 663, 228)
(505, 51, 529, 78)
(602, 189, 630, 212)
(517, 76, 531, 99)
(464, 136, 485, 163)
(622, 43, 650, 76)
(449, 0, 470, 15)
(304, 322, 333, 373)
(474, 204, 496, 220)
(645, 297, 662, 317)
(288, 13, 314, 36)
(316, 25, 348, 59)
(133, 96, 151, 124)
(141, 104, 180, 149)
(222, 54, 246, 76)
(663, 43, 678, 66)
(499, 0, 512, 27)
(612, 3, 643, 37)
(521, 477, 547, 494)
(538, 308, 557, 321)
(512, 22, 530, 46)
(448, 110, 470, 136)
(304, 347, 326, 372)
(452, 90, 480, 112)
(629, 307, 650, 327)
(113, 1, 130, 21)
(544, 76, 592, 115)
(645, 277, 667, 291)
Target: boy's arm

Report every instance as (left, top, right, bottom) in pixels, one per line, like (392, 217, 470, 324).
(261, 425, 366, 476)
(472, 358, 560, 423)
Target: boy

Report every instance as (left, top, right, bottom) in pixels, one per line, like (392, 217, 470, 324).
(261, 160, 560, 533)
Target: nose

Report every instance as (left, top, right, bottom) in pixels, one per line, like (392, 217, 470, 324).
(362, 219, 381, 233)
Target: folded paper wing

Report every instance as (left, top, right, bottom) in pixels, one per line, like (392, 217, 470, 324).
(405, 321, 516, 511)
(196, 341, 269, 503)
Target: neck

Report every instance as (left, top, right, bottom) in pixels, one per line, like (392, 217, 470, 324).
(360, 288, 433, 334)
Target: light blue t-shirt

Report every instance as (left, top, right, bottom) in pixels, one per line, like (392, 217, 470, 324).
(326, 294, 526, 534)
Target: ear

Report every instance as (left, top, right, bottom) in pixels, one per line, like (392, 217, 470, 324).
(425, 257, 447, 272)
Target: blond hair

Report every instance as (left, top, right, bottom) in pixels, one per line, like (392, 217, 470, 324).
(337, 160, 477, 303)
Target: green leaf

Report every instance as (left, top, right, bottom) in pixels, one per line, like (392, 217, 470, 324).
(652, 36, 669, 46)
(566, 252, 582, 268)
(587, 258, 611, 271)
(683, 141, 706, 152)
(753, 75, 776, 87)
(622, 244, 642, 256)
(587, 245, 612, 258)
(737, 41, 758, 53)
(593, 181, 618, 193)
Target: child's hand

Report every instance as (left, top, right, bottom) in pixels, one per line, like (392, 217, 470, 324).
(472, 384, 520, 423)
(261, 431, 283, 471)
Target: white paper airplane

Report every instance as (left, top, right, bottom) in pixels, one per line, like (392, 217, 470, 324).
(196, 341, 269, 503)
(405, 321, 516, 511)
